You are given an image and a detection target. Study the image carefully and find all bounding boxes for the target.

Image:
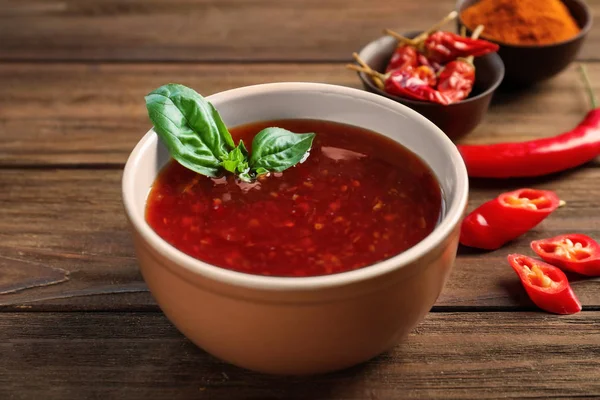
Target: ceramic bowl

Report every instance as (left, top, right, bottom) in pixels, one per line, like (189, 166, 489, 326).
(122, 82, 469, 375)
(356, 32, 504, 140)
(456, 0, 592, 85)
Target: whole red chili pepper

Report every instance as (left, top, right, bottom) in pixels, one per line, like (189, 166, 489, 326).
(508, 254, 581, 315)
(423, 31, 499, 64)
(460, 188, 562, 250)
(437, 59, 475, 103)
(458, 65, 600, 178)
(531, 234, 600, 276)
(386, 45, 419, 73)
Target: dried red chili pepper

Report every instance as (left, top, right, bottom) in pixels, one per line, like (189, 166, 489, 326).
(386, 45, 419, 73)
(531, 234, 600, 276)
(383, 11, 454, 75)
(508, 254, 581, 315)
(347, 54, 448, 105)
(458, 65, 600, 178)
(385, 66, 442, 101)
(437, 59, 475, 103)
(385, 66, 446, 103)
(422, 31, 499, 64)
(460, 188, 562, 250)
(415, 65, 438, 86)
(385, 43, 442, 77)
(436, 26, 482, 103)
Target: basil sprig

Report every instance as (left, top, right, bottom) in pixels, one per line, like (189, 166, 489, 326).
(145, 83, 315, 182)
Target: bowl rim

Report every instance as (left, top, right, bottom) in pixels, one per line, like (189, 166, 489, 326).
(122, 82, 469, 291)
(455, 0, 593, 49)
(356, 35, 505, 106)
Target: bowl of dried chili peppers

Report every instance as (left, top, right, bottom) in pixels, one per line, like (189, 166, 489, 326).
(457, 0, 592, 85)
(348, 12, 504, 140)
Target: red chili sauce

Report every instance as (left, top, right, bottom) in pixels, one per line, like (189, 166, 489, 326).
(146, 120, 443, 277)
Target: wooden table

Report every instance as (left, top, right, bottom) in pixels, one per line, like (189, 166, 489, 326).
(2, 1, 600, 398)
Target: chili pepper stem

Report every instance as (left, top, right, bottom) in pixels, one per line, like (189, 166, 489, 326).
(460, 25, 467, 37)
(579, 64, 598, 110)
(385, 11, 458, 47)
(383, 29, 413, 45)
(346, 64, 381, 77)
(413, 11, 458, 44)
(347, 53, 386, 89)
(465, 25, 485, 64)
(559, 200, 567, 208)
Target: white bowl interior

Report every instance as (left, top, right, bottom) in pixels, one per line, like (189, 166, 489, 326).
(123, 82, 468, 289)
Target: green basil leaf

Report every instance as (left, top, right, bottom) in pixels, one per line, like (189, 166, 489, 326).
(220, 140, 249, 175)
(145, 83, 235, 177)
(249, 128, 316, 173)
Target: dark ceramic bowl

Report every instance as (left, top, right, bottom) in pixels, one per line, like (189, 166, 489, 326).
(456, 0, 592, 86)
(356, 32, 504, 140)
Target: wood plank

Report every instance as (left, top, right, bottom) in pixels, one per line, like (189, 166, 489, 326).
(1, 312, 599, 399)
(0, 0, 453, 61)
(1, 168, 599, 311)
(0, 63, 359, 166)
(2, 61, 600, 166)
(1, 0, 598, 62)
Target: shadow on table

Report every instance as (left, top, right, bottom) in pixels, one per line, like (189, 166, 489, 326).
(187, 347, 392, 400)
(8, 311, 407, 399)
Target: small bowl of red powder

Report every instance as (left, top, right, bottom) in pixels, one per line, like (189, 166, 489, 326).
(457, 0, 592, 85)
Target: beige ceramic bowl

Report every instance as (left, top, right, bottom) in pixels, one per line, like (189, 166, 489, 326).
(122, 83, 469, 375)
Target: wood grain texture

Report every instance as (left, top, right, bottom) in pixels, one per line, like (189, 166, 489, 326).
(2, 0, 596, 62)
(1, 312, 599, 399)
(2, 2, 600, 396)
(2, 62, 600, 166)
(1, 168, 598, 311)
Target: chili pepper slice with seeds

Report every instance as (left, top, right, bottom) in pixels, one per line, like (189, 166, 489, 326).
(531, 234, 600, 276)
(508, 254, 581, 315)
(460, 188, 562, 250)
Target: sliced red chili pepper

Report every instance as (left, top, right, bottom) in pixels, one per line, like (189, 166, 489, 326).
(531, 234, 600, 276)
(458, 65, 600, 178)
(508, 254, 581, 315)
(460, 188, 561, 250)
(423, 31, 499, 64)
(386, 45, 419, 73)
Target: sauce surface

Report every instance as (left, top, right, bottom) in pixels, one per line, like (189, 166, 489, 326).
(146, 119, 442, 277)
